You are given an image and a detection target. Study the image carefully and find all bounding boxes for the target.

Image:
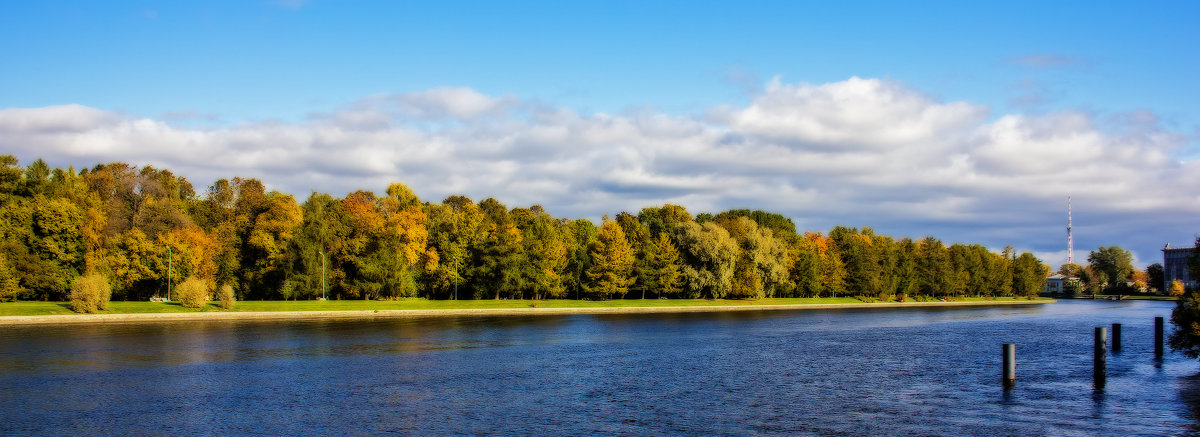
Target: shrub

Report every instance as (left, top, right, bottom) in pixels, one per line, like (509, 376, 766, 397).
(176, 277, 210, 309)
(1170, 280, 1186, 297)
(68, 273, 112, 313)
(218, 284, 235, 310)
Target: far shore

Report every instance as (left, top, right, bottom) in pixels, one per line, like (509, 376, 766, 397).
(0, 299, 1055, 326)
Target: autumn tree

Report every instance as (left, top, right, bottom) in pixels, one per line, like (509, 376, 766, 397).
(175, 276, 210, 309)
(587, 219, 635, 299)
(616, 212, 652, 299)
(68, 272, 111, 313)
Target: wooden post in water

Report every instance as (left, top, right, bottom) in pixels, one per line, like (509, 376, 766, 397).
(1155, 316, 1164, 359)
(1002, 344, 1015, 388)
(1112, 323, 1122, 352)
(1094, 327, 1107, 385)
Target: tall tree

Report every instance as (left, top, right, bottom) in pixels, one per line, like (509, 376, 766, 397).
(641, 233, 682, 298)
(638, 204, 692, 238)
(830, 226, 882, 297)
(719, 216, 789, 299)
(1087, 246, 1135, 292)
(674, 221, 738, 299)
(586, 219, 635, 299)
(471, 198, 526, 300)
(916, 237, 952, 297)
(1146, 263, 1165, 293)
(512, 205, 568, 300)
(561, 219, 597, 300)
(1012, 252, 1049, 297)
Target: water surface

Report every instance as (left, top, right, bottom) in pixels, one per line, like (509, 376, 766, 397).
(1, 300, 1196, 435)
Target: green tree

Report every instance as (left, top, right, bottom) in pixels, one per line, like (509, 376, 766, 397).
(638, 204, 692, 238)
(471, 198, 526, 300)
(914, 237, 952, 297)
(642, 233, 683, 298)
(830, 226, 883, 298)
(893, 238, 919, 299)
(0, 251, 20, 301)
(426, 196, 485, 299)
(562, 219, 597, 300)
(512, 205, 569, 300)
(1012, 252, 1049, 298)
(1170, 288, 1200, 360)
(0, 155, 22, 195)
(720, 216, 789, 299)
(1146, 263, 1165, 293)
(1088, 246, 1135, 293)
(282, 192, 339, 300)
(674, 221, 738, 299)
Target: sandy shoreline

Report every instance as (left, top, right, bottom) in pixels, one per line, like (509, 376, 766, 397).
(0, 300, 1054, 326)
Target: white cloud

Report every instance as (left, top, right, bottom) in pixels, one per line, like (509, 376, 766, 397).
(720, 76, 989, 149)
(1, 78, 1195, 268)
(347, 87, 517, 122)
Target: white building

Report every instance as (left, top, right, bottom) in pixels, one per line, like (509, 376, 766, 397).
(1044, 274, 1079, 295)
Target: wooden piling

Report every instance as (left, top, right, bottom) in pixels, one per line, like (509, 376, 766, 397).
(1002, 344, 1015, 388)
(1155, 316, 1164, 359)
(1112, 323, 1121, 352)
(1094, 327, 1106, 385)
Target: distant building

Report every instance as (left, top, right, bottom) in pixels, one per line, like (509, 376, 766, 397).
(1044, 273, 1080, 295)
(1162, 244, 1196, 291)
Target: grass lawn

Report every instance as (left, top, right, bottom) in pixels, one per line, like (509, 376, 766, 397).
(0, 296, 1051, 317)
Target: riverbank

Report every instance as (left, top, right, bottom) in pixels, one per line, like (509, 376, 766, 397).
(0, 298, 1054, 325)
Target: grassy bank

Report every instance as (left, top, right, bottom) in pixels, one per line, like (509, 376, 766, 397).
(0, 296, 1051, 317)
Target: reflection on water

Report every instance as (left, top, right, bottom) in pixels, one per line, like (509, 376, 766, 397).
(0, 300, 1196, 435)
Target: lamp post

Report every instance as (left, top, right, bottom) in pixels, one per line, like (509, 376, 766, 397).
(320, 248, 327, 300)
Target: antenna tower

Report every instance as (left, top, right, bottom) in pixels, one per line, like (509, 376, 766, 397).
(1067, 196, 1074, 265)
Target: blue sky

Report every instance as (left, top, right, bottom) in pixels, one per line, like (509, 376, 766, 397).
(2, 1, 1199, 269)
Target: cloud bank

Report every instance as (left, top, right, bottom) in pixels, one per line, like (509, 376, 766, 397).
(2, 77, 1196, 267)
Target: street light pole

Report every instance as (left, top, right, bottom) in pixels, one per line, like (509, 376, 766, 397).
(320, 249, 326, 300)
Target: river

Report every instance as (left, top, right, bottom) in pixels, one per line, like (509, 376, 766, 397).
(1, 300, 1196, 435)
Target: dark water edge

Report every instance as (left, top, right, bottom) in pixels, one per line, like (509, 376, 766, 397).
(0, 300, 1196, 435)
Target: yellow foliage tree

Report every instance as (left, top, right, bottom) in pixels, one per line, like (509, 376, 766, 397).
(176, 276, 210, 309)
(1170, 279, 1186, 297)
(68, 273, 112, 313)
(587, 220, 635, 299)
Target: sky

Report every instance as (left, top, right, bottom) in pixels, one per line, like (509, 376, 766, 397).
(2, 0, 1198, 269)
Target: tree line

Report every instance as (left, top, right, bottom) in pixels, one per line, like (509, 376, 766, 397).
(0, 156, 1050, 302)
(1055, 245, 1152, 295)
